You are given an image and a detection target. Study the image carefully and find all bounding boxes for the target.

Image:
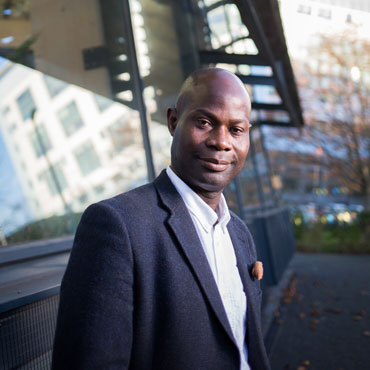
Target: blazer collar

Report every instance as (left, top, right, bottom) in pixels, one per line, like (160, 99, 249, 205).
(153, 170, 236, 344)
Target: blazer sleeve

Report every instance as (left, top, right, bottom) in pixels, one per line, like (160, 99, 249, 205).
(52, 201, 134, 370)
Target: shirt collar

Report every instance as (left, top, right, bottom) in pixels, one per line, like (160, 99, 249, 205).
(166, 166, 231, 233)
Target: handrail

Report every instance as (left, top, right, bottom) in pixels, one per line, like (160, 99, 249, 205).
(0, 285, 60, 314)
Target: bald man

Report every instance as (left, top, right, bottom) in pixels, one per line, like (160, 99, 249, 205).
(52, 68, 271, 370)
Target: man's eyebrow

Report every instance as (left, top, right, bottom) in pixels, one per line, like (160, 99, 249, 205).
(192, 108, 250, 125)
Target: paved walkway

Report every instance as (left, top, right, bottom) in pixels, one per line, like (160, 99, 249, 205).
(267, 253, 370, 370)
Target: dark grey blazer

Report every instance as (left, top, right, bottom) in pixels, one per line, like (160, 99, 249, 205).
(52, 170, 271, 370)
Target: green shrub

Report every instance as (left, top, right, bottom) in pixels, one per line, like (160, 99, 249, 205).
(7, 212, 82, 245)
(294, 211, 370, 254)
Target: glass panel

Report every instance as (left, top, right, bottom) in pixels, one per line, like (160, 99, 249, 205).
(57, 101, 84, 137)
(38, 162, 68, 197)
(0, 0, 280, 248)
(129, 0, 187, 174)
(16, 88, 36, 120)
(239, 157, 261, 209)
(74, 141, 101, 176)
(43, 74, 67, 97)
(193, 1, 255, 55)
(29, 124, 52, 157)
(0, 59, 147, 245)
(94, 94, 114, 112)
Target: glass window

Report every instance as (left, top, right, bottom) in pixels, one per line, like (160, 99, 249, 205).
(107, 116, 139, 154)
(38, 162, 68, 196)
(78, 193, 88, 204)
(129, 0, 184, 174)
(8, 122, 17, 134)
(94, 184, 105, 194)
(16, 89, 36, 120)
(94, 93, 113, 112)
(74, 141, 101, 175)
(57, 101, 84, 136)
(29, 124, 52, 157)
(297, 5, 311, 15)
(0, 1, 155, 246)
(43, 74, 68, 97)
(318, 8, 331, 19)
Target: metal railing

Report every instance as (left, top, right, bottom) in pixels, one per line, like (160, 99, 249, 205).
(0, 287, 60, 370)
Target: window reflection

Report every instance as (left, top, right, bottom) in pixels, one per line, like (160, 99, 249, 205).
(38, 162, 68, 197)
(0, 60, 148, 243)
(73, 141, 101, 176)
(29, 124, 52, 157)
(57, 102, 84, 137)
(94, 94, 113, 112)
(16, 88, 36, 120)
(129, 0, 185, 174)
(43, 75, 67, 97)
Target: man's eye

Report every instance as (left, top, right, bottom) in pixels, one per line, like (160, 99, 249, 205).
(197, 119, 210, 127)
(230, 127, 244, 135)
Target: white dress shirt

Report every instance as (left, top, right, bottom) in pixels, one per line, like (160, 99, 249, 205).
(166, 167, 250, 370)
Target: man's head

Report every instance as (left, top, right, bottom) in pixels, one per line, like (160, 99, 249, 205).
(167, 68, 252, 202)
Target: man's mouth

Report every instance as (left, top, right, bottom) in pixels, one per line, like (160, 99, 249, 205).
(198, 157, 231, 172)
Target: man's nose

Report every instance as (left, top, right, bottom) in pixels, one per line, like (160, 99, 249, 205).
(206, 126, 232, 151)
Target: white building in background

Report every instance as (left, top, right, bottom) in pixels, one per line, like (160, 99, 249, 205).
(278, 0, 370, 60)
(0, 61, 171, 221)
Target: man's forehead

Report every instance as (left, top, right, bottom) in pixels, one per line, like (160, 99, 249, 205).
(176, 69, 250, 112)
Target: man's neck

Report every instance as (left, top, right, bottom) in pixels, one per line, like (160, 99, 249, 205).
(195, 190, 221, 211)
(168, 166, 223, 211)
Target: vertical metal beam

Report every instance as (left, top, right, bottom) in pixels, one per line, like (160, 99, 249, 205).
(249, 129, 266, 209)
(121, 0, 156, 182)
(31, 110, 70, 214)
(233, 176, 246, 221)
(258, 125, 278, 207)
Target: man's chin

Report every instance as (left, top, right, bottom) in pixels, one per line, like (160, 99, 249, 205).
(192, 173, 232, 193)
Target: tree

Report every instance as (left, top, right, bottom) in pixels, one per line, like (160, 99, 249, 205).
(275, 27, 370, 208)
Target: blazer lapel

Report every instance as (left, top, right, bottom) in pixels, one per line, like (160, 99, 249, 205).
(227, 218, 260, 323)
(153, 171, 236, 345)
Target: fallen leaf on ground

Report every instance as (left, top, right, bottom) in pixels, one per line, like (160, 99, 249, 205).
(357, 310, 367, 317)
(325, 307, 342, 314)
(298, 312, 306, 319)
(353, 316, 363, 321)
(283, 297, 292, 304)
(310, 310, 321, 317)
(309, 319, 319, 331)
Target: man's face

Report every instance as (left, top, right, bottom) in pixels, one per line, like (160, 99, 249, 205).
(168, 72, 251, 195)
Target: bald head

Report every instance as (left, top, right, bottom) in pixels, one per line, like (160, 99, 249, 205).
(167, 67, 252, 209)
(175, 68, 251, 115)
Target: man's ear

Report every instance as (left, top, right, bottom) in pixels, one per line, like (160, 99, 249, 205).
(167, 108, 178, 136)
